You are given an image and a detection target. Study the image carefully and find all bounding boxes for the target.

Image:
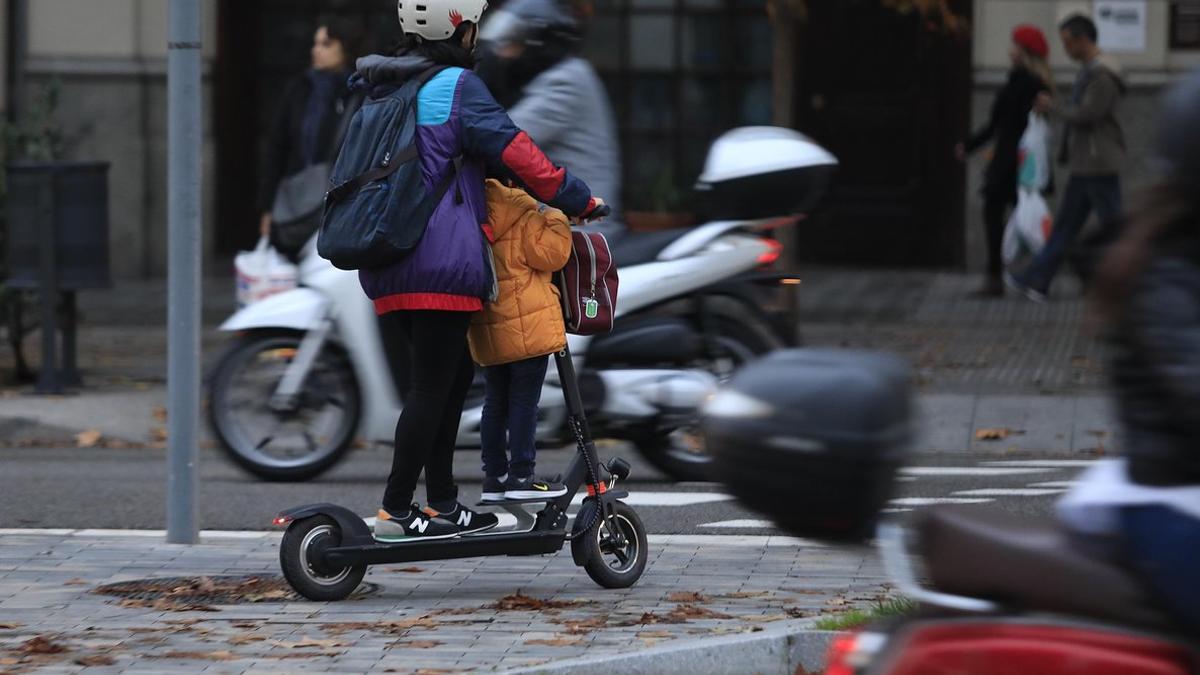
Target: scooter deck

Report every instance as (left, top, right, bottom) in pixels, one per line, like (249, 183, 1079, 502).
(475, 496, 564, 507)
(326, 529, 566, 566)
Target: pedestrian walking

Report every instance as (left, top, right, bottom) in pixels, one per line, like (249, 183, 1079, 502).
(258, 15, 367, 258)
(1007, 14, 1127, 301)
(957, 24, 1053, 297)
(359, 0, 607, 542)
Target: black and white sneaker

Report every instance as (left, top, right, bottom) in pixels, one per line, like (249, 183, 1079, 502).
(481, 476, 508, 502)
(505, 475, 568, 500)
(373, 506, 459, 542)
(423, 503, 499, 535)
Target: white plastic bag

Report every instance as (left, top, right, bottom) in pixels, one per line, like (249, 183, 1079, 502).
(235, 237, 298, 308)
(1002, 189, 1053, 264)
(1016, 112, 1051, 192)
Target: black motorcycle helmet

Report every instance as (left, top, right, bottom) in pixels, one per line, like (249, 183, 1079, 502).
(476, 0, 582, 107)
(1158, 68, 1200, 186)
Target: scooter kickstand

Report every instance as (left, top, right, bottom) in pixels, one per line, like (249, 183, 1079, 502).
(500, 504, 536, 532)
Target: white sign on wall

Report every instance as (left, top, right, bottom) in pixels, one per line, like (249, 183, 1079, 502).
(1094, 0, 1147, 52)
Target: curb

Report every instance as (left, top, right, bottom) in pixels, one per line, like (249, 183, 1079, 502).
(504, 621, 838, 675)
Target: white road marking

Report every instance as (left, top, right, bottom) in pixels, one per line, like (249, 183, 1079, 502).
(649, 534, 825, 548)
(880, 508, 913, 514)
(1029, 481, 1080, 488)
(888, 497, 993, 506)
(952, 488, 1066, 497)
(901, 467, 1050, 477)
(571, 492, 734, 507)
(983, 460, 1098, 468)
(698, 519, 775, 529)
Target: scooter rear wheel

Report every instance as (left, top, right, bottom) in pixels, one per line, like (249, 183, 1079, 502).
(279, 515, 366, 601)
(575, 501, 648, 589)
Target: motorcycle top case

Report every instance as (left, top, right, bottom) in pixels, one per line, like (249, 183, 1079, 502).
(559, 230, 618, 335)
(693, 127, 838, 221)
(702, 349, 913, 542)
(317, 66, 454, 271)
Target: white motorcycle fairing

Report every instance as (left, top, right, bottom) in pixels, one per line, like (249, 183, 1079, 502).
(220, 287, 330, 333)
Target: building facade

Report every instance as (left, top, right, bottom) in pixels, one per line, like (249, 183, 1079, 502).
(1, 0, 1198, 278)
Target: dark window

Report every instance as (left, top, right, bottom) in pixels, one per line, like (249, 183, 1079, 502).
(581, 0, 773, 211)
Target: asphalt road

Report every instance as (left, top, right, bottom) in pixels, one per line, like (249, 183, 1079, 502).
(0, 442, 1091, 532)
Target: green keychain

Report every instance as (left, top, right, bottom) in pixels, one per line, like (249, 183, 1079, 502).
(584, 297, 599, 319)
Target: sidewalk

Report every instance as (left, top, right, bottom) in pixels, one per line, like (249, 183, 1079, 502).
(0, 531, 879, 673)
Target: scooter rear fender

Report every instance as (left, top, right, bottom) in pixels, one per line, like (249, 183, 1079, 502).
(220, 287, 329, 333)
(275, 503, 374, 546)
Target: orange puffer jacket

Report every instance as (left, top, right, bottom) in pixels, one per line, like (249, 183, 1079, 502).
(469, 180, 572, 367)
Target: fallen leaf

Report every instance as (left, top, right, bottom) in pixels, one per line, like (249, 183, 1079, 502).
(74, 654, 117, 666)
(152, 407, 168, 423)
(390, 566, 425, 574)
(75, 429, 103, 448)
(150, 427, 168, 443)
(487, 592, 592, 611)
(826, 597, 848, 606)
(974, 427, 1017, 441)
(152, 650, 237, 661)
(19, 635, 69, 654)
(227, 634, 267, 645)
(668, 604, 732, 621)
(63, 578, 89, 586)
(637, 631, 673, 639)
(785, 607, 808, 618)
(0, 623, 23, 630)
(231, 621, 261, 629)
(276, 638, 347, 649)
(388, 640, 441, 649)
(244, 590, 291, 602)
(666, 592, 707, 603)
(0, 656, 22, 665)
(627, 611, 685, 625)
(525, 637, 583, 646)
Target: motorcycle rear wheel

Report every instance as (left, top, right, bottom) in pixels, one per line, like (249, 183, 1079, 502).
(633, 309, 781, 482)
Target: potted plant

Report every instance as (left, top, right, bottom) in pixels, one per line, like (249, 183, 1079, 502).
(625, 167, 696, 232)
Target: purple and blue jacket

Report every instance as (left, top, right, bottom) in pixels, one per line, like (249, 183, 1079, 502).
(351, 55, 596, 314)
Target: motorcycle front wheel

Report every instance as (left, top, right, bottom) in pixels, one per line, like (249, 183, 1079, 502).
(632, 310, 781, 483)
(208, 331, 362, 482)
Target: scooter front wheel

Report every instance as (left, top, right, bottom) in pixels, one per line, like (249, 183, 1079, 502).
(279, 515, 366, 601)
(575, 501, 648, 589)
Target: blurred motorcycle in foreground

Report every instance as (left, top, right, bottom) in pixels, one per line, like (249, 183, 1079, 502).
(702, 350, 1199, 675)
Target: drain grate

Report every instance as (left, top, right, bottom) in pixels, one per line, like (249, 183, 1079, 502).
(93, 575, 379, 605)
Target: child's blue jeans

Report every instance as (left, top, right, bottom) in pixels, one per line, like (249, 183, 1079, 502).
(480, 355, 550, 479)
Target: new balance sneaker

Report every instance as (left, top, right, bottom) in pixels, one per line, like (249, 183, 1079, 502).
(481, 476, 508, 502)
(505, 475, 568, 500)
(373, 505, 459, 542)
(423, 503, 499, 535)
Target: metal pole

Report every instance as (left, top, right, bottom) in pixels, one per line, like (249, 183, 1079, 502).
(166, 0, 202, 544)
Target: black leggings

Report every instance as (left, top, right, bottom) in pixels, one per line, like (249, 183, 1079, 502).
(983, 192, 1013, 280)
(381, 310, 475, 514)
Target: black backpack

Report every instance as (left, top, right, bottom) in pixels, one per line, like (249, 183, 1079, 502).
(317, 66, 460, 271)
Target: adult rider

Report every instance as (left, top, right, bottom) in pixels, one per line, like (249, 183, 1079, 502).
(360, 0, 607, 542)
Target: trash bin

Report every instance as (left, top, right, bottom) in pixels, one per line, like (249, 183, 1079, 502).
(5, 160, 111, 393)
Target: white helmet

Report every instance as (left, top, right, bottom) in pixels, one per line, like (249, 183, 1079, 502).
(398, 0, 488, 41)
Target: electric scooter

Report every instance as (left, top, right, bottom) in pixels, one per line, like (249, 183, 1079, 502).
(273, 337, 648, 601)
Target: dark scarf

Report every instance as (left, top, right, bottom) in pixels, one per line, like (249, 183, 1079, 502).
(300, 68, 347, 165)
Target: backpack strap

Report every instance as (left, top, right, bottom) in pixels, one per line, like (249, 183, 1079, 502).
(324, 65, 456, 208)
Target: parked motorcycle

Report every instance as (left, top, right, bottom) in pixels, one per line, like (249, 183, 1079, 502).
(207, 126, 836, 482)
(702, 350, 1199, 675)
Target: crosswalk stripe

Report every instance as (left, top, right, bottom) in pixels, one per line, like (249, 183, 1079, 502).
(571, 492, 733, 507)
(901, 467, 1050, 477)
(952, 488, 1066, 497)
(698, 519, 775, 529)
(1029, 481, 1080, 488)
(983, 460, 1098, 468)
(889, 497, 993, 506)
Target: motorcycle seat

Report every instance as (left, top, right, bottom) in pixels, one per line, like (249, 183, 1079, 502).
(913, 506, 1175, 631)
(607, 228, 694, 267)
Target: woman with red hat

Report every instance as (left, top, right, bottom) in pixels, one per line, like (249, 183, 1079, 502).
(957, 24, 1054, 297)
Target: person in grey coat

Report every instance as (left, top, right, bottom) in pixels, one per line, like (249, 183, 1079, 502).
(1009, 14, 1127, 301)
(477, 0, 623, 235)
